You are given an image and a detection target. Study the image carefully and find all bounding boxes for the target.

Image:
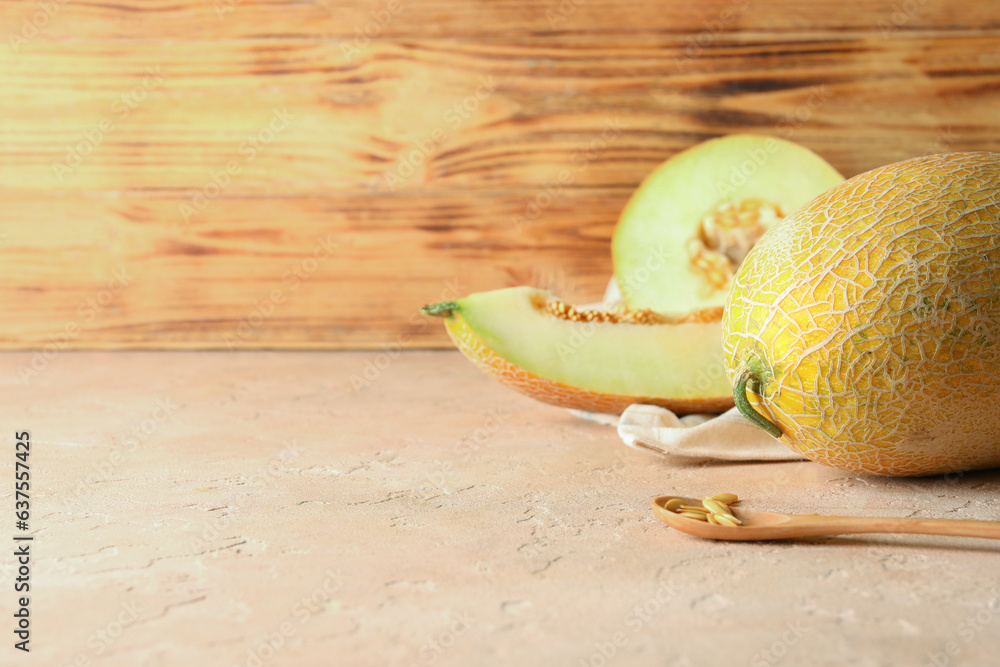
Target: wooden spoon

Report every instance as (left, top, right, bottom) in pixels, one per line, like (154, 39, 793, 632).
(652, 495, 1000, 542)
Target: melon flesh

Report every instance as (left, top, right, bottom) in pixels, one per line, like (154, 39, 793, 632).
(424, 286, 733, 415)
(613, 134, 844, 314)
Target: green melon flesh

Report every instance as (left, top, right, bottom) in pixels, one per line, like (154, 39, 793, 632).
(612, 134, 844, 314)
(451, 286, 730, 399)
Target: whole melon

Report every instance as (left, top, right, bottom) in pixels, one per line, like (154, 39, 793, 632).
(723, 152, 1000, 476)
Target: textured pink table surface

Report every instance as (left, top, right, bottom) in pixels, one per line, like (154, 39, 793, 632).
(1, 350, 999, 666)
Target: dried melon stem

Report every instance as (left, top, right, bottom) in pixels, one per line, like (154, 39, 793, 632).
(688, 199, 784, 289)
(532, 293, 723, 325)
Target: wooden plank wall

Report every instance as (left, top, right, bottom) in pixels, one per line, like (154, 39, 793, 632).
(1, 1, 999, 349)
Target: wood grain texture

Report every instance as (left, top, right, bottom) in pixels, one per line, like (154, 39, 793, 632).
(2, 8, 1000, 348)
(1, 0, 998, 39)
(3, 36, 1000, 196)
(0, 193, 618, 348)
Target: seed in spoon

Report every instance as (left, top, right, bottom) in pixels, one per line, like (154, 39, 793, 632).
(702, 498, 735, 518)
(714, 513, 742, 527)
(664, 498, 686, 512)
(664, 494, 743, 526)
(679, 504, 709, 513)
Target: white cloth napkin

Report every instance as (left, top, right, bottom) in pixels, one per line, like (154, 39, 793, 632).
(569, 280, 807, 462)
(616, 404, 805, 461)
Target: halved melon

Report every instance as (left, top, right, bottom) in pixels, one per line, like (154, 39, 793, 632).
(422, 286, 733, 415)
(612, 134, 844, 314)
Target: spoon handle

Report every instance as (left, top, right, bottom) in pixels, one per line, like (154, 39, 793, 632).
(806, 515, 1000, 540)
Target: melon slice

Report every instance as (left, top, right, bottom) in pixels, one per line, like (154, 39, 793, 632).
(612, 134, 844, 314)
(422, 286, 733, 415)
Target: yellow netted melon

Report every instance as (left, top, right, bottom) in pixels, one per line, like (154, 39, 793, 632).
(423, 287, 732, 415)
(723, 152, 1000, 476)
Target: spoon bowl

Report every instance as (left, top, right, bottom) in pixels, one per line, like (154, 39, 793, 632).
(653, 495, 1000, 542)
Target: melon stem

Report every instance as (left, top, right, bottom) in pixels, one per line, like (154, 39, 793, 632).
(421, 301, 457, 317)
(734, 367, 783, 439)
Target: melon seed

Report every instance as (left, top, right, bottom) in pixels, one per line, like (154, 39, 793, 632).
(714, 513, 742, 527)
(702, 498, 735, 517)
